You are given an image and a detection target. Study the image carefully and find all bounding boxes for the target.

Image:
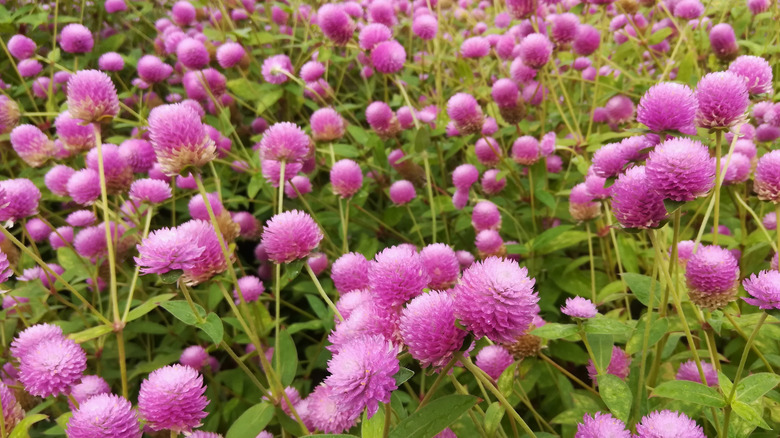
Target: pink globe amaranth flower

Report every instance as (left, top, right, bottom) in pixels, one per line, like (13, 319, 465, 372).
(645, 137, 714, 202)
(474, 137, 503, 166)
(475, 229, 504, 256)
(748, 0, 770, 14)
(366, 101, 400, 139)
(70, 375, 111, 407)
(258, 122, 311, 162)
(134, 226, 204, 275)
(369, 245, 430, 308)
(676, 360, 718, 387)
(0, 382, 23, 431)
(138, 364, 209, 433)
(695, 72, 749, 129)
(330, 159, 363, 198)
(182, 69, 227, 100)
(11, 323, 64, 362)
(0, 251, 12, 284)
(454, 257, 539, 343)
(460, 37, 490, 58)
(85, 143, 133, 193)
(482, 169, 507, 194)
(336, 290, 372, 321)
(447, 93, 484, 135)
(137, 55, 173, 84)
(17, 58, 42, 78)
(586, 346, 631, 382)
(569, 183, 600, 221)
(420, 243, 459, 289)
(763, 212, 777, 231)
(261, 159, 302, 187)
(98, 52, 124, 71)
(561, 296, 598, 318)
(482, 117, 498, 136)
(129, 178, 172, 204)
(636, 410, 705, 438)
(511, 135, 540, 165)
(177, 38, 210, 70)
(306, 384, 359, 433)
(510, 57, 538, 85)
(604, 95, 634, 125)
(261, 210, 323, 264)
(148, 103, 216, 176)
(728, 55, 773, 96)
(233, 275, 264, 303)
(104, 0, 127, 13)
(120, 139, 156, 173)
(506, 0, 535, 19)
(180, 345, 209, 371)
(300, 61, 325, 82)
(371, 40, 406, 74)
(743, 270, 780, 309)
(171, 0, 196, 25)
(67, 169, 101, 205)
(66, 210, 97, 227)
(389, 180, 416, 205)
(452, 164, 479, 190)
(25, 218, 51, 242)
(472, 200, 501, 231)
(188, 192, 224, 221)
(49, 226, 75, 250)
(519, 33, 552, 69)
(55, 111, 96, 152)
(10, 124, 54, 167)
(67, 393, 141, 438)
(721, 152, 751, 185)
(674, 0, 704, 18)
(610, 166, 666, 229)
(576, 412, 632, 438)
(328, 299, 400, 352)
(261, 54, 294, 84)
(284, 175, 312, 199)
(0, 96, 20, 134)
(0, 178, 41, 222)
(216, 42, 247, 69)
(551, 13, 579, 44)
(709, 23, 738, 60)
(400, 290, 467, 369)
(308, 252, 329, 276)
(359, 23, 392, 50)
(332, 252, 371, 294)
(413, 14, 437, 40)
(754, 150, 780, 203)
(638, 82, 697, 133)
(547, 155, 563, 173)
(8, 34, 36, 59)
(686, 245, 739, 309)
(476, 345, 513, 380)
(66, 70, 119, 123)
(311, 108, 346, 141)
(19, 337, 86, 397)
(492, 78, 519, 108)
(60, 23, 93, 53)
(572, 24, 600, 55)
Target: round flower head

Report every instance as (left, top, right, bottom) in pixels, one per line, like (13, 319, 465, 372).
(56, 112, 96, 152)
(506, 0, 535, 18)
(359, 23, 392, 51)
(576, 412, 632, 438)
(0, 382, 23, 431)
(261, 160, 302, 188)
(472, 200, 501, 231)
(300, 61, 325, 82)
(148, 103, 216, 176)
(413, 14, 437, 40)
(476, 345, 513, 380)
(11, 323, 64, 362)
(85, 144, 133, 193)
(10, 124, 54, 167)
(17, 59, 42, 77)
(605, 95, 634, 125)
(67, 393, 141, 438)
(67, 70, 119, 122)
(674, 0, 704, 18)
(67, 210, 97, 227)
(635, 410, 704, 438)
(561, 296, 598, 319)
(475, 229, 504, 256)
(454, 257, 539, 343)
(336, 290, 372, 321)
(695, 72, 749, 129)
(371, 40, 406, 74)
(134, 226, 204, 275)
(369, 245, 430, 308)
(8, 35, 36, 59)
(728, 55, 773, 96)
(400, 290, 466, 369)
(474, 137, 503, 166)
(170, 220, 229, 286)
(261, 210, 323, 264)
(569, 183, 600, 222)
(753, 150, 780, 203)
(420, 243, 459, 289)
(137, 55, 173, 84)
(138, 364, 209, 432)
(763, 212, 777, 231)
(284, 175, 312, 199)
(176, 38, 210, 70)
(583, 171, 608, 199)
(0, 96, 20, 134)
(308, 252, 329, 276)
(721, 152, 751, 185)
(610, 166, 666, 229)
(366, 101, 400, 139)
(748, 0, 770, 14)
(519, 33, 553, 69)
(743, 270, 780, 309)
(216, 42, 246, 69)
(233, 275, 264, 304)
(389, 180, 415, 205)
(67, 169, 101, 205)
(130, 178, 172, 204)
(637, 82, 697, 133)
(324, 334, 399, 419)
(311, 108, 346, 141)
(19, 337, 86, 397)
(171, 1, 196, 25)
(330, 159, 363, 198)
(447, 93, 484, 135)
(306, 384, 359, 433)
(262, 54, 294, 84)
(461, 37, 490, 58)
(99, 52, 124, 71)
(676, 360, 717, 387)
(105, 0, 127, 13)
(511, 135, 540, 165)
(60, 24, 93, 53)
(482, 169, 507, 194)
(188, 192, 224, 221)
(332, 252, 371, 294)
(573, 24, 600, 56)
(709, 23, 738, 60)
(587, 346, 631, 382)
(551, 13, 580, 44)
(70, 375, 111, 407)
(49, 226, 74, 250)
(0, 178, 41, 222)
(492, 78, 519, 108)
(180, 345, 209, 371)
(258, 122, 311, 162)
(685, 245, 739, 309)
(452, 164, 479, 190)
(25, 218, 51, 242)
(317, 4, 356, 46)
(645, 137, 715, 202)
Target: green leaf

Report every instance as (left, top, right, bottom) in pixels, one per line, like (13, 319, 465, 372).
(304, 294, 328, 320)
(388, 395, 478, 438)
(126, 293, 176, 322)
(626, 315, 668, 355)
(414, 127, 431, 153)
(622, 273, 660, 308)
(160, 300, 206, 325)
(257, 89, 284, 114)
(735, 373, 780, 404)
(597, 374, 632, 422)
(227, 78, 265, 101)
(9, 414, 48, 438)
(731, 400, 771, 429)
(587, 334, 613, 375)
(663, 198, 686, 213)
(68, 324, 113, 343)
(159, 269, 183, 284)
(56, 248, 90, 281)
(247, 174, 263, 199)
(648, 27, 673, 45)
(226, 402, 274, 438)
(282, 260, 305, 285)
(394, 367, 415, 386)
(497, 362, 517, 398)
(531, 225, 574, 251)
(277, 406, 305, 436)
(652, 380, 726, 407)
(196, 313, 224, 345)
(531, 323, 578, 339)
(484, 402, 506, 437)
(362, 405, 385, 438)
(274, 329, 298, 386)
(584, 317, 628, 335)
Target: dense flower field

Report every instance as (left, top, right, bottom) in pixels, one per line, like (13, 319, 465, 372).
(1, 0, 780, 436)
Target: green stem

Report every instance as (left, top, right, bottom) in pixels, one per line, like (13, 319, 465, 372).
(304, 263, 343, 321)
(586, 222, 596, 302)
(121, 207, 154, 322)
(538, 353, 599, 397)
(713, 130, 723, 245)
(423, 154, 437, 243)
(417, 354, 461, 410)
(406, 204, 425, 246)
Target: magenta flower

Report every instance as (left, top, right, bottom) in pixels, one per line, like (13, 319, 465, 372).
(366, 101, 400, 139)
(176, 38, 210, 70)
(60, 24, 93, 53)
(19, 337, 87, 397)
(332, 252, 371, 294)
(17, 59, 42, 77)
(447, 93, 484, 135)
(587, 346, 631, 382)
(576, 412, 632, 438)
(476, 345, 514, 380)
(8, 34, 36, 59)
(67, 169, 101, 205)
(419, 243, 459, 289)
(475, 137, 503, 166)
(645, 137, 715, 202)
(561, 296, 598, 319)
(519, 33, 552, 69)
(55, 111, 96, 152)
(472, 200, 501, 231)
(67, 394, 141, 438)
(685, 245, 740, 309)
(0, 96, 20, 134)
(591, 142, 629, 178)
(330, 159, 363, 198)
(573, 24, 600, 56)
(0, 178, 41, 222)
(676, 360, 718, 387)
(569, 183, 600, 222)
(743, 270, 780, 310)
(67, 70, 119, 122)
(233, 275, 264, 304)
(137, 55, 173, 83)
(10, 323, 64, 362)
(134, 226, 204, 275)
(461, 37, 490, 58)
(148, 103, 216, 176)
(482, 169, 507, 194)
(138, 364, 209, 433)
(369, 245, 430, 308)
(180, 345, 209, 371)
(754, 150, 780, 203)
(25, 218, 51, 242)
(359, 23, 392, 50)
(389, 180, 416, 205)
(10, 124, 55, 167)
(171, 0, 196, 25)
(400, 291, 467, 369)
(371, 40, 406, 74)
(216, 42, 247, 69)
(261, 210, 323, 264)
(261, 54, 294, 84)
(695, 72, 749, 129)
(317, 4, 356, 46)
(0, 250, 11, 284)
(310, 108, 346, 141)
(412, 14, 437, 40)
(258, 122, 311, 162)
(610, 166, 666, 229)
(85, 143, 133, 193)
(551, 13, 580, 44)
(636, 410, 705, 438)
(511, 135, 540, 165)
(119, 139, 156, 173)
(284, 175, 312, 199)
(306, 385, 359, 433)
(637, 82, 697, 134)
(709, 23, 738, 60)
(66, 210, 96, 227)
(506, 0, 535, 19)
(300, 61, 325, 82)
(728, 55, 773, 96)
(129, 178, 172, 204)
(475, 229, 504, 256)
(0, 383, 23, 431)
(70, 375, 111, 407)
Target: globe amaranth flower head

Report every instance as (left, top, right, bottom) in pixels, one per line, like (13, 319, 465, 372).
(310, 107, 346, 141)
(10, 124, 55, 167)
(0, 95, 20, 135)
(519, 33, 553, 69)
(332, 252, 371, 294)
(0, 382, 23, 432)
(400, 290, 467, 370)
(419, 243, 460, 290)
(586, 346, 631, 382)
(258, 121, 311, 162)
(180, 345, 210, 371)
(19, 336, 87, 397)
(148, 103, 217, 176)
(511, 136, 541, 166)
(8, 34, 36, 59)
(676, 360, 718, 387)
(371, 40, 406, 74)
(0, 178, 41, 222)
(369, 244, 430, 308)
(695, 71, 749, 130)
(685, 245, 739, 310)
(138, 364, 209, 433)
(60, 23, 93, 53)
(366, 101, 400, 139)
(413, 14, 438, 40)
(635, 410, 705, 438)
(709, 23, 738, 61)
(261, 210, 323, 264)
(447, 93, 484, 135)
(233, 275, 264, 304)
(743, 270, 780, 310)
(67, 70, 119, 123)
(85, 143, 134, 193)
(67, 394, 142, 438)
(176, 38, 210, 70)
(0, 250, 11, 284)
(317, 4, 356, 46)
(137, 55, 173, 84)
(67, 169, 101, 205)
(10, 323, 64, 362)
(472, 200, 501, 231)
(70, 375, 111, 407)
(475, 345, 514, 380)
(453, 257, 539, 344)
(129, 178, 172, 204)
(637, 82, 697, 134)
(324, 334, 399, 419)
(55, 111, 96, 152)
(305, 384, 359, 433)
(506, 0, 535, 19)
(610, 166, 667, 229)
(216, 42, 247, 69)
(728, 55, 773, 96)
(569, 182, 600, 222)
(134, 226, 204, 275)
(262, 54, 294, 84)
(98, 51, 124, 71)
(331, 159, 363, 198)
(575, 412, 632, 438)
(645, 137, 715, 202)
(754, 150, 780, 203)
(591, 141, 630, 178)
(561, 296, 598, 319)
(389, 180, 416, 205)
